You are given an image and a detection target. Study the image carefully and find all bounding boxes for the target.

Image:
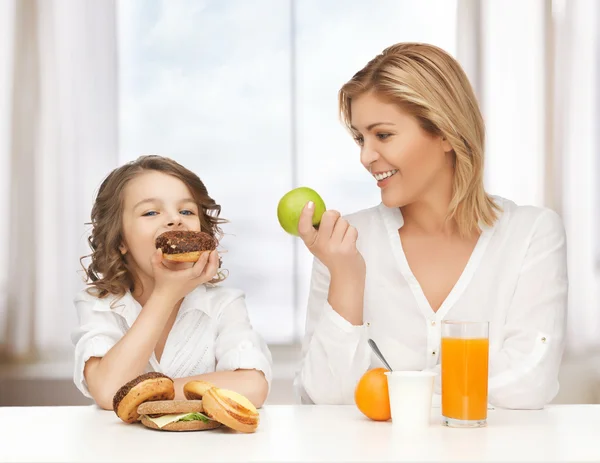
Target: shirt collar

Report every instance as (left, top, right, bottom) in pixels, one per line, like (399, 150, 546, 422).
(377, 199, 502, 235)
(378, 202, 405, 239)
(178, 284, 216, 318)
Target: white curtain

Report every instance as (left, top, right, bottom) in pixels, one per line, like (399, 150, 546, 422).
(553, 0, 600, 355)
(457, 0, 600, 354)
(0, 0, 119, 361)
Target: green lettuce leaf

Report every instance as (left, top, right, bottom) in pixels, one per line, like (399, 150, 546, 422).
(177, 412, 210, 423)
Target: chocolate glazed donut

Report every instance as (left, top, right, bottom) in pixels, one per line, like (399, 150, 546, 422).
(155, 231, 217, 263)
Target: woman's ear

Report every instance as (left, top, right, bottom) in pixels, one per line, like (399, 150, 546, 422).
(119, 243, 128, 255)
(441, 136, 453, 153)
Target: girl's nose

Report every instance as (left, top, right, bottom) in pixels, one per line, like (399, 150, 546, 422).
(166, 215, 182, 227)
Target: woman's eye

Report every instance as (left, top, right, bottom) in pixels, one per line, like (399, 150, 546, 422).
(353, 135, 364, 146)
(376, 133, 392, 141)
(142, 211, 158, 217)
(180, 210, 195, 216)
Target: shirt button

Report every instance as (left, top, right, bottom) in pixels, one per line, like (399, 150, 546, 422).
(430, 320, 436, 326)
(432, 351, 436, 356)
(366, 322, 371, 327)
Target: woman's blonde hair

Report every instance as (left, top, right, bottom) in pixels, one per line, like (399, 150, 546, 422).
(81, 155, 227, 299)
(339, 42, 500, 236)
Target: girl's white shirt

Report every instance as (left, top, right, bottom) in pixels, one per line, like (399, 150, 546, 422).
(72, 284, 273, 398)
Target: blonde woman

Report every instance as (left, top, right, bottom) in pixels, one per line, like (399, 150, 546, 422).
(295, 43, 567, 409)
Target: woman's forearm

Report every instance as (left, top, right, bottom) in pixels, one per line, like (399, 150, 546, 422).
(328, 270, 365, 326)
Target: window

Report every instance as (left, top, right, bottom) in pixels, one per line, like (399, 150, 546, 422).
(118, 0, 458, 343)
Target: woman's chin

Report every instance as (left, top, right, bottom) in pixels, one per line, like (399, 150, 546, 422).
(381, 191, 407, 209)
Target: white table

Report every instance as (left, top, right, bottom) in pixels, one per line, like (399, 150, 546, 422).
(1, 404, 599, 462)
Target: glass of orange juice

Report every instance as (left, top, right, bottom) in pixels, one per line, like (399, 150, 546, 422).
(441, 320, 489, 428)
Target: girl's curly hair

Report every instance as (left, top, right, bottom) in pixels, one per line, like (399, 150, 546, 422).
(80, 155, 227, 298)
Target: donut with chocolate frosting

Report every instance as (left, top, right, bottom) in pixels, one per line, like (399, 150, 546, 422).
(155, 230, 217, 262)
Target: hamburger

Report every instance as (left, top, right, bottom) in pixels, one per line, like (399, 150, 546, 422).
(137, 400, 220, 432)
(155, 230, 217, 263)
(112, 374, 260, 433)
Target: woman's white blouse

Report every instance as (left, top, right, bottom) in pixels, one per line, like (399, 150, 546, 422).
(295, 197, 568, 409)
(72, 285, 273, 398)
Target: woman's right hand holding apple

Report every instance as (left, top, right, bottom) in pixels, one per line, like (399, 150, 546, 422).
(298, 201, 366, 277)
(298, 201, 366, 325)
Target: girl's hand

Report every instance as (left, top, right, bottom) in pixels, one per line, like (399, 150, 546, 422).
(151, 248, 220, 302)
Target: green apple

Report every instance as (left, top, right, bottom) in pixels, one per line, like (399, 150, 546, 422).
(277, 187, 326, 236)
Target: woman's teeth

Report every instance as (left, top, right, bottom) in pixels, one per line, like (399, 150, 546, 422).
(374, 169, 398, 181)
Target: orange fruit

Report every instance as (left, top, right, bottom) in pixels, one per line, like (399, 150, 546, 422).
(354, 367, 391, 421)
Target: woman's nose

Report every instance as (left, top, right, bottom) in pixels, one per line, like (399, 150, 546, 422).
(360, 145, 380, 168)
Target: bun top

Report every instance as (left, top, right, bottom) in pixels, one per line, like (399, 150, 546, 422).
(137, 399, 205, 416)
(183, 380, 215, 400)
(112, 372, 172, 413)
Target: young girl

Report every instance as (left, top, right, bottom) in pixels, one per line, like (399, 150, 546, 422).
(72, 155, 272, 409)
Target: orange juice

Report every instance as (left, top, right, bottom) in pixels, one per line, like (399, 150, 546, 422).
(441, 337, 489, 421)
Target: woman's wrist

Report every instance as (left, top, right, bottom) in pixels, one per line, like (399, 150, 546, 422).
(329, 266, 366, 287)
(328, 271, 365, 326)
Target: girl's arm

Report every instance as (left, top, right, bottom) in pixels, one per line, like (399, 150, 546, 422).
(173, 369, 268, 407)
(83, 290, 179, 410)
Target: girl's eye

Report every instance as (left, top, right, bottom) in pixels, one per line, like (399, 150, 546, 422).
(180, 210, 195, 216)
(142, 211, 158, 217)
